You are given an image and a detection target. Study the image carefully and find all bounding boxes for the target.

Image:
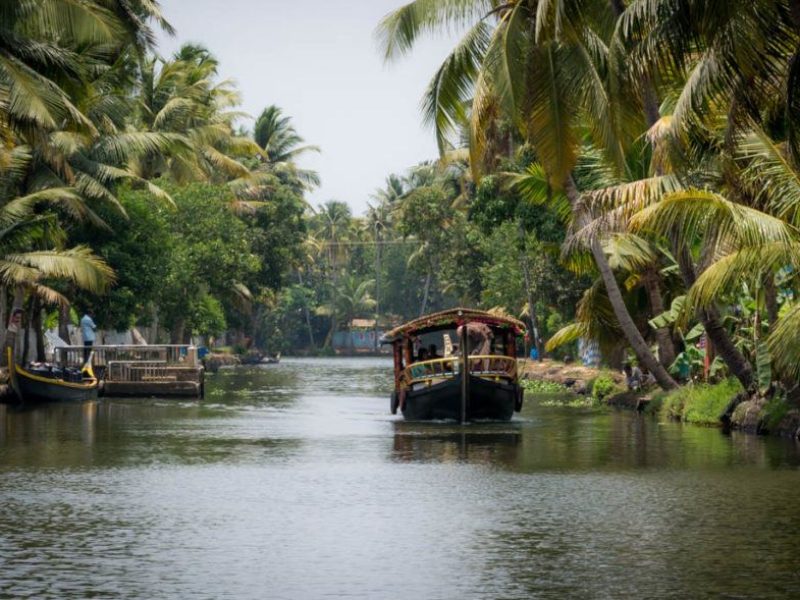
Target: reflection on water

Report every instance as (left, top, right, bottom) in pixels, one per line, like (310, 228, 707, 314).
(2, 357, 800, 599)
(392, 422, 523, 465)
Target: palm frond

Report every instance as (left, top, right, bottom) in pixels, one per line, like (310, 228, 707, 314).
(376, 0, 492, 61)
(768, 303, 800, 382)
(422, 19, 491, 154)
(630, 189, 799, 251)
(0, 246, 114, 292)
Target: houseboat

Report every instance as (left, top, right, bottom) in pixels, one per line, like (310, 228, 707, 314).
(381, 308, 526, 422)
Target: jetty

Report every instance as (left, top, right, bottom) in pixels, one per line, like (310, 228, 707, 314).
(55, 345, 204, 398)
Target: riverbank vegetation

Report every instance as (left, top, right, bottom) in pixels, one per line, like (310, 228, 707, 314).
(4, 1, 800, 434)
(375, 0, 800, 431)
(0, 0, 589, 364)
(651, 379, 744, 426)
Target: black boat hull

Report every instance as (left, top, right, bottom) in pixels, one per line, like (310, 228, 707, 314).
(15, 368, 98, 403)
(400, 374, 521, 421)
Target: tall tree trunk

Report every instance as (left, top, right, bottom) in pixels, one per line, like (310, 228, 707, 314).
(150, 305, 160, 344)
(642, 267, 677, 368)
(171, 318, 185, 345)
(763, 272, 779, 330)
(639, 82, 681, 374)
(58, 303, 71, 344)
(0, 286, 7, 332)
(22, 296, 33, 364)
(2, 286, 25, 367)
(676, 244, 754, 389)
(419, 270, 432, 317)
(297, 270, 316, 349)
(566, 179, 678, 390)
(639, 77, 750, 388)
(518, 221, 544, 361)
(324, 313, 337, 349)
(790, 0, 800, 30)
(251, 305, 264, 350)
(33, 300, 45, 362)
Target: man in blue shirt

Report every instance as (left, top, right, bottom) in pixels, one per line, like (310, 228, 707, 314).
(80, 309, 97, 363)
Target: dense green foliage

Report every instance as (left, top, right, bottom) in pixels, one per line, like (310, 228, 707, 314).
(521, 379, 570, 394)
(657, 379, 744, 426)
(376, 0, 800, 418)
(590, 375, 619, 402)
(5, 0, 800, 429)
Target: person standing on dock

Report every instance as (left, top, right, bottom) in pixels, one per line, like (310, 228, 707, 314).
(80, 309, 97, 363)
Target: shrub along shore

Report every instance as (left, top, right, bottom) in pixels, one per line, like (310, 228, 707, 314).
(522, 361, 800, 439)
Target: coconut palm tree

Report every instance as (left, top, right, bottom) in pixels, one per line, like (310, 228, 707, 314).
(316, 274, 376, 351)
(372, 174, 407, 207)
(619, 0, 798, 157)
(253, 105, 320, 187)
(629, 123, 800, 390)
(130, 45, 257, 183)
(0, 194, 114, 365)
(311, 201, 357, 345)
(378, 0, 678, 388)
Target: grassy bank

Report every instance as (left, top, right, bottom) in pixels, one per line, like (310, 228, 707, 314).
(647, 379, 743, 426)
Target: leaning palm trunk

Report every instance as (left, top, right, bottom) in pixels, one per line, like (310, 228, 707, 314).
(297, 271, 316, 348)
(519, 222, 544, 361)
(32, 299, 45, 362)
(676, 247, 753, 389)
(324, 312, 337, 349)
(420, 271, 432, 317)
(764, 274, 779, 329)
(0, 286, 7, 336)
(642, 268, 676, 368)
(567, 179, 678, 390)
(58, 303, 71, 344)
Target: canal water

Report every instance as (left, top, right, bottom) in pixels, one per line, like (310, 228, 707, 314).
(2, 357, 800, 599)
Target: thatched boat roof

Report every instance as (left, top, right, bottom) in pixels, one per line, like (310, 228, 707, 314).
(380, 308, 526, 343)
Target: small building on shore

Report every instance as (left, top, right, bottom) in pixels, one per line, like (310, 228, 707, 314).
(332, 319, 387, 354)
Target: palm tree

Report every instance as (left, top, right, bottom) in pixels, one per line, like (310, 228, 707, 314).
(254, 106, 313, 162)
(366, 198, 394, 349)
(0, 1, 171, 149)
(619, 0, 798, 157)
(131, 45, 257, 183)
(378, 0, 678, 389)
(312, 201, 356, 345)
(629, 124, 800, 390)
(316, 274, 376, 351)
(0, 1, 119, 142)
(314, 200, 355, 272)
(614, 0, 800, 389)
(371, 174, 407, 207)
(0, 208, 114, 365)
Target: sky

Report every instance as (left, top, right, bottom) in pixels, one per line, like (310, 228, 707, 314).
(157, 0, 461, 215)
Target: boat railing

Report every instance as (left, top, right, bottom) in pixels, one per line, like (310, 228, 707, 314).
(401, 355, 517, 387)
(55, 345, 195, 368)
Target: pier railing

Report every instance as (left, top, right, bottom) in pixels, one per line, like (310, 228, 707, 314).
(55, 345, 195, 368)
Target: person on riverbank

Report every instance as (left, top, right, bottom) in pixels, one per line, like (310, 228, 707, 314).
(80, 309, 97, 363)
(624, 363, 643, 391)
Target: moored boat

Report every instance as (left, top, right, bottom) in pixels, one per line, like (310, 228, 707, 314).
(9, 350, 98, 403)
(381, 308, 526, 422)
